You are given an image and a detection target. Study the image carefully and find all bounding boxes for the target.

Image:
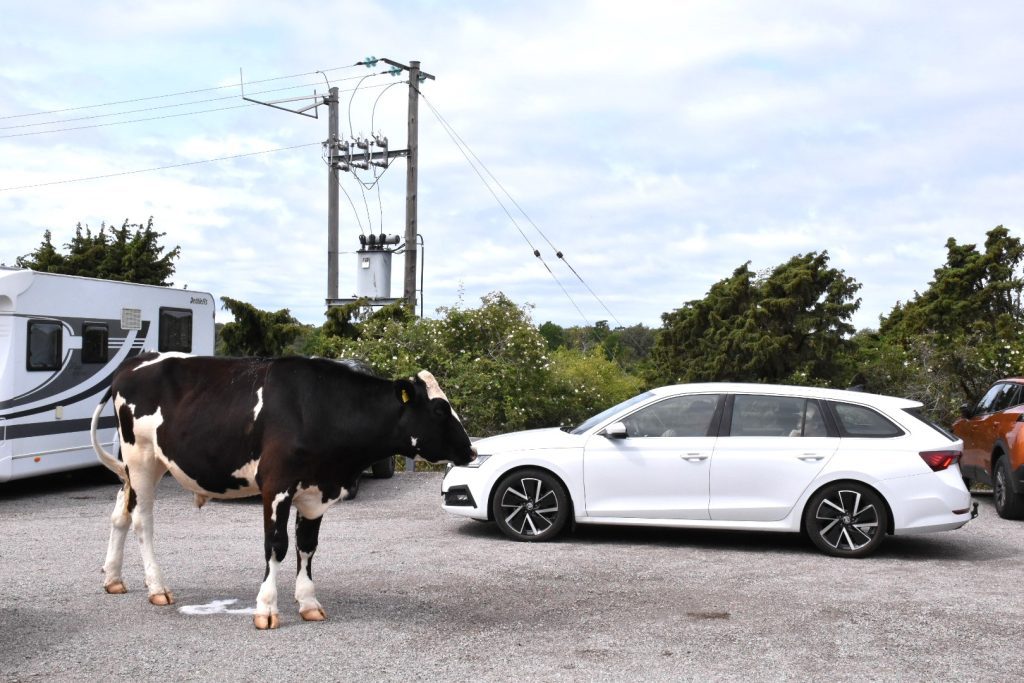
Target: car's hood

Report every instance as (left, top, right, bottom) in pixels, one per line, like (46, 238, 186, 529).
(473, 427, 584, 455)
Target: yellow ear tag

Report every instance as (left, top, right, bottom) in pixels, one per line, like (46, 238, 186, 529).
(401, 389, 410, 404)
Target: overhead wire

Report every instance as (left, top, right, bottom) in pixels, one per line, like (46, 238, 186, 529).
(352, 82, 375, 232)
(0, 72, 391, 131)
(415, 88, 591, 326)
(0, 80, 398, 139)
(365, 83, 407, 233)
(0, 142, 322, 192)
(347, 74, 377, 138)
(418, 89, 623, 329)
(0, 64, 364, 121)
(321, 145, 366, 235)
(340, 181, 366, 236)
(0, 102, 256, 139)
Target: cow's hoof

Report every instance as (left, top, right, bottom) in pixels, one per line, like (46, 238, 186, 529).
(300, 607, 327, 622)
(148, 591, 175, 606)
(104, 581, 128, 594)
(254, 613, 280, 630)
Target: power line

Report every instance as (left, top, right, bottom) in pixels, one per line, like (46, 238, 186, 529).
(0, 64, 364, 121)
(371, 82, 404, 132)
(417, 89, 592, 326)
(321, 146, 366, 235)
(415, 90, 622, 327)
(419, 90, 623, 329)
(1, 72, 391, 131)
(347, 74, 377, 138)
(0, 102, 255, 139)
(0, 142, 321, 192)
(0, 80, 398, 140)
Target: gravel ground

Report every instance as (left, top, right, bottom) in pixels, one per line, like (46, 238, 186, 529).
(0, 467, 1021, 682)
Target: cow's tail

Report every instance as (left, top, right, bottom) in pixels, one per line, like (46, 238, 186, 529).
(91, 388, 127, 482)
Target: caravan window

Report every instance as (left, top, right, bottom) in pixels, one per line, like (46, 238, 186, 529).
(82, 323, 109, 363)
(27, 320, 62, 371)
(159, 308, 192, 353)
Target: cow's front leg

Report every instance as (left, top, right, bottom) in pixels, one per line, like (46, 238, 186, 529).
(295, 513, 326, 621)
(255, 489, 292, 630)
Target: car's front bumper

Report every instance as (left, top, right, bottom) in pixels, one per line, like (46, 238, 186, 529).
(441, 463, 490, 520)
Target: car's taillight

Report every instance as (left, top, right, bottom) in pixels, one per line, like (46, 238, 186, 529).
(920, 449, 961, 472)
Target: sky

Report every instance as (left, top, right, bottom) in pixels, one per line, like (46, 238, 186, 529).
(2, 1, 1022, 332)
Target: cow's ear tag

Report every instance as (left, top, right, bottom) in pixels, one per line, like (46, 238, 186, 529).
(401, 389, 410, 404)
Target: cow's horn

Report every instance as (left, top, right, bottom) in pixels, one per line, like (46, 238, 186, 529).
(417, 370, 447, 401)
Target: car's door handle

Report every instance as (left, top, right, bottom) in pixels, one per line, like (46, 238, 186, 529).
(681, 454, 708, 462)
(798, 455, 824, 462)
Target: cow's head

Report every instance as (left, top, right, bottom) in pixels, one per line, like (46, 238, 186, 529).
(395, 370, 476, 466)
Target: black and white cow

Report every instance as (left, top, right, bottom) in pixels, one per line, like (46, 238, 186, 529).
(90, 352, 475, 629)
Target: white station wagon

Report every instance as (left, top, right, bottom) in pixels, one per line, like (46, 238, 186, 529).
(442, 383, 977, 557)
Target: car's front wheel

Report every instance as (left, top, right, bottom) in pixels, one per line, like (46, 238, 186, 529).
(993, 456, 1024, 519)
(804, 483, 888, 558)
(491, 469, 570, 542)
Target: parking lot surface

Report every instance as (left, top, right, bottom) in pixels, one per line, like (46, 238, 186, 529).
(1, 468, 1022, 682)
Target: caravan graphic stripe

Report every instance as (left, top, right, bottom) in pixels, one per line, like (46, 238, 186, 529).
(6, 416, 118, 440)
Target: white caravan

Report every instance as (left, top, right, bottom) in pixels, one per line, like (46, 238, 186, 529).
(0, 269, 215, 482)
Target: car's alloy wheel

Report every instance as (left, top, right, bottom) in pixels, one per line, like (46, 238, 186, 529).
(993, 457, 1024, 520)
(491, 469, 569, 542)
(805, 483, 888, 558)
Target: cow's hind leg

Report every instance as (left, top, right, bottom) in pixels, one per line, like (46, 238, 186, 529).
(102, 485, 132, 594)
(129, 462, 174, 606)
(295, 513, 326, 621)
(254, 488, 293, 630)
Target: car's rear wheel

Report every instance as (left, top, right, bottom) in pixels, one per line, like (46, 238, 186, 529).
(993, 456, 1024, 519)
(491, 469, 569, 542)
(804, 483, 888, 558)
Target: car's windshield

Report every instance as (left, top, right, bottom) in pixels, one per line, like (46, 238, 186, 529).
(566, 391, 656, 434)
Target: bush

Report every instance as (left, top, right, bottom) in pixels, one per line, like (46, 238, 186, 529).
(313, 292, 645, 437)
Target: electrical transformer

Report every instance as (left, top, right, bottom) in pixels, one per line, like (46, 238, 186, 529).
(355, 233, 400, 299)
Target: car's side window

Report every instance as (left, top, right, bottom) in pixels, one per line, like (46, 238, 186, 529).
(1007, 384, 1024, 410)
(990, 383, 1020, 414)
(621, 394, 721, 438)
(976, 383, 1005, 415)
(795, 400, 829, 437)
(729, 395, 818, 437)
(830, 401, 904, 438)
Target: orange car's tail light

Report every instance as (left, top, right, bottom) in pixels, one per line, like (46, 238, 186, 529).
(919, 449, 961, 472)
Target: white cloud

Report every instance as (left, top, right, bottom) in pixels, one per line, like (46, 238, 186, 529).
(2, 0, 1023, 334)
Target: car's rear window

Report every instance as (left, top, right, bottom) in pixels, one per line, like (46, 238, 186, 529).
(902, 407, 957, 442)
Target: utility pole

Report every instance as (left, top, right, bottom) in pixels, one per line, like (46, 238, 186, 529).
(242, 60, 432, 312)
(326, 87, 340, 301)
(376, 58, 433, 312)
(403, 61, 421, 310)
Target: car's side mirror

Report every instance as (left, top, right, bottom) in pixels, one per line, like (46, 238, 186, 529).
(602, 421, 628, 439)
(959, 403, 973, 419)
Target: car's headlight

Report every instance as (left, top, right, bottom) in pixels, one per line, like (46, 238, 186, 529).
(466, 454, 491, 468)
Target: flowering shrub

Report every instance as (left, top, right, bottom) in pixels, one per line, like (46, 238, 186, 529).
(309, 292, 644, 436)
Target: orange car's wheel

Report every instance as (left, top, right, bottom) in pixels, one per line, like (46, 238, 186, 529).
(993, 456, 1024, 520)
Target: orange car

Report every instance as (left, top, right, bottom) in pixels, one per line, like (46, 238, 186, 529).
(953, 378, 1024, 519)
